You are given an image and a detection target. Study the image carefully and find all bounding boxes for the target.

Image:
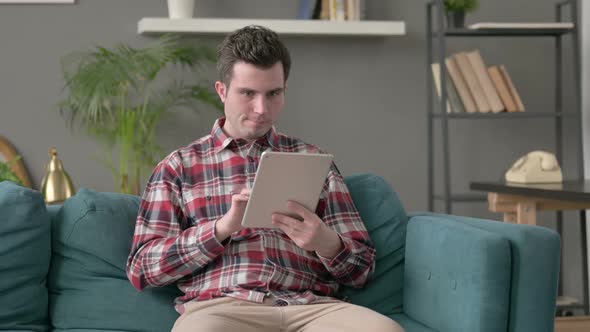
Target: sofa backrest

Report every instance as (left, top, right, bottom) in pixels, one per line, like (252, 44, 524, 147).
(338, 173, 408, 315)
(0, 181, 51, 332)
(48, 188, 183, 332)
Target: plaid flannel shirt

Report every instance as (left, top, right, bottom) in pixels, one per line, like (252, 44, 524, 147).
(126, 118, 376, 314)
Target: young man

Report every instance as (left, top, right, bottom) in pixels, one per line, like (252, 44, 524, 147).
(126, 25, 404, 332)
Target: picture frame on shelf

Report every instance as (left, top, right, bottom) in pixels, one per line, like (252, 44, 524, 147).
(0, 136, 32, 188)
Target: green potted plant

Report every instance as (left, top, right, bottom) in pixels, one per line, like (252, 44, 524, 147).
(443, 0, 478, 28)
(59, 35, 221, 194)
(0, 157, 23, 185)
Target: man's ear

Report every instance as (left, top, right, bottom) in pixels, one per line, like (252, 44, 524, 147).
(215, 81, 227, 103)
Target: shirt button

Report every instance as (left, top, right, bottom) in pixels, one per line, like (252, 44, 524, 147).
(206, 196, 212, 201)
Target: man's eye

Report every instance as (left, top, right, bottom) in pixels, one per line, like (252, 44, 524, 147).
(269, 90, 281, 97)
(242, 91, 254, 96)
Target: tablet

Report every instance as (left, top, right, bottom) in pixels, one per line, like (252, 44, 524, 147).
(241, 151, 334, 228)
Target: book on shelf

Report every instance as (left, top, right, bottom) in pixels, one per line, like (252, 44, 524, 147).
(319, 0, 364, 21)
(342, 0, 364, 20)
(445, 57, 477, 113)
(467, 22, 574, 30)
(499, 65, 525, 112)
(320, 0, 330, 20)
(331, 0, 345, 21)
(431, 63, 465, 113)
(444, 49, 526, 114)
(297, 0, 318, 19)
(488, 66, 518, 112)
(453, 52, 491, 113)
(346, 0, 363, 21)
(466, 50, 504, 113)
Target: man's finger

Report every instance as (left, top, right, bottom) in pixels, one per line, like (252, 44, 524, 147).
(272, 213, 303, 230)
(272, 212, 299, 224)
(272, 219, 303, 236)
(286, 201, 314, 220)
(232, 193, 250, 202)
(271, 218, 291, 232)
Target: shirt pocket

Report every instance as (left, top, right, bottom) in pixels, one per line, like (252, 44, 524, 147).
(182, 184, 225, 223)
(182, 183, 249, 224)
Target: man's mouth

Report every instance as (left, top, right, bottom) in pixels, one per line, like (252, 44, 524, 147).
(247, 119, 267, 125)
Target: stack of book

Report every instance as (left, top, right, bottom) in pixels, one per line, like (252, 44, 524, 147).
(431, 50, 525, 114)
(298, 0, 365, 21)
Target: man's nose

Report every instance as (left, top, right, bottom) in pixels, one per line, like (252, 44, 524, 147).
(253, 96, 269, 115)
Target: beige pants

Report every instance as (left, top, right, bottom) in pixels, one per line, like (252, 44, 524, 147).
(172, 297, 405, 332)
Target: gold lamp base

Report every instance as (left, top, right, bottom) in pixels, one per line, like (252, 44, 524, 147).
(41, 148, 75, 204)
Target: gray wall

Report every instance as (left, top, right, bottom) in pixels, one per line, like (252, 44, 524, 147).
(0, 0, 584, 305)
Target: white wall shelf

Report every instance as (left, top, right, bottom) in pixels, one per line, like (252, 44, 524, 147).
(138, 18, 406, 37)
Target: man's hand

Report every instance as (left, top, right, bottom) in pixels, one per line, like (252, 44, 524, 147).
(271, 201, 343, 258)
(215, 188, 251, 241)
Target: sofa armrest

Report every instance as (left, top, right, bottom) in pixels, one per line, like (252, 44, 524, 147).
(403, 214, 512, 331)
(406, 213, 560, 332)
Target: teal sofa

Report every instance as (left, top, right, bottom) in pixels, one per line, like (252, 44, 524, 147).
(0, 173, 560, 332)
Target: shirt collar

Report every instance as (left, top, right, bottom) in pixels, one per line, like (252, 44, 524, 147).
(211, 117, 280, 153)
(211, 118, 232, 152)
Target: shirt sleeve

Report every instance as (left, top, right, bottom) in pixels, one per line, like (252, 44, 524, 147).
(315, 163, 376, 288)
(126, 155, 226, 291)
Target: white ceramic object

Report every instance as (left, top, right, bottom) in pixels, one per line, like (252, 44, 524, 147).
(167, 0, 195, 19)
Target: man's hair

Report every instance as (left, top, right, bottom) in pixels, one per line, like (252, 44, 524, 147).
(217, 25, 291, 86)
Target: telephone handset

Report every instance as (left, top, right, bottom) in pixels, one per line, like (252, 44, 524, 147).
(505, 150, 563, 183)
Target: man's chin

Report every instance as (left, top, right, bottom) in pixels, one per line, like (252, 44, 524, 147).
(242, 128, 269, 140)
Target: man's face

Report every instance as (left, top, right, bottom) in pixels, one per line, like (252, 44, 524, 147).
(215, 61, 286, 141)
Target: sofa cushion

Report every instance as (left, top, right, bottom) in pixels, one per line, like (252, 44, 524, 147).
(338, 174, 408, 315)
(390, 313, 437, 332)
(48, 188, 182, 332)
(0, 181, 51, 332)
